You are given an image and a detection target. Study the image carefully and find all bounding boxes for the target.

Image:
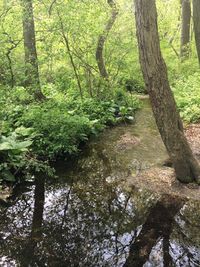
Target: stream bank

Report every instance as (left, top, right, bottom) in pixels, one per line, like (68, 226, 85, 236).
(0, 99, 200, 266)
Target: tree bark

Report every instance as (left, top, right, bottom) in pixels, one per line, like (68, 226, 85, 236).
(21, 0, 45, 101)
(180, 0, 191, 59)
(134, 0, 200, 183)
(193, 0, 200, 65)
(96, 0, 118, 79)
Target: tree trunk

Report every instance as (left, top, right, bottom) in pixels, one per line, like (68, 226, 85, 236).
(193, 0, 200, 65)
(134, 0, 200, 183)
(21, 0, 45, 101)
(96, 0, 118, 79)
(6, 51, 14, 88)
(180, 0, 191, 59)
(57, 12, 83, 99)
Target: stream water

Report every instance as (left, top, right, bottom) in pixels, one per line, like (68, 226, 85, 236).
(0, 100, 200, 267)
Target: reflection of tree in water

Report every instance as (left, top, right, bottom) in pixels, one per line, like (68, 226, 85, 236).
(39, 181, 136, 266)
(124, 195, 184, 267)
(19, 176, 45, 266)
(124, 195, 200, 267)
(0, 154, 138, 267)
(0, 177, 45, 266)
(1, 148, 200, 266)
(171, 200, 200, 266)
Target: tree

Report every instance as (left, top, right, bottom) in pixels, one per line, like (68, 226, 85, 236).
(180, 0, 191, 59)
(57, 11, 83, 99)
(134, 0, 200, 183)
(3, 31, 21, 88)
(193, 0, 200, 65)
(21, 0, 45, 101)
(96, 0, 118, 79)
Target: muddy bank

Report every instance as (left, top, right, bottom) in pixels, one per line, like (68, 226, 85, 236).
(125, 121, 200, 200)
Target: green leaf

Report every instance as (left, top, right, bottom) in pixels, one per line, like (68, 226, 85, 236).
(127, 116, 134, 121)
(0, 142, 13, 150)
(14, 140, 33, 150)
(15, 126, 34, 137)
(2, 170, 16, 182)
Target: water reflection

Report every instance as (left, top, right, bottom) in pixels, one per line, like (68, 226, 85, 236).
(1, 173, 200, 267)
(19, 177, 45, 266)
(124, 195, 184, 267)
(0, 101, 200, 266)
(0, 176, 137, 266)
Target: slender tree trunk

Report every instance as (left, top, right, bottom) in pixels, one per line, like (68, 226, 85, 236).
(3, 32, 21, 88)
(180, 0, 191, 59)
(96, 0, 118, 79)
(134, 0, 200, 183)
(6, 51, 14, 88)
(21, 0, 45, 101)
(193, 0, 200, 65)
(85, 67, 93, 98)
(57, 12, 83, 99)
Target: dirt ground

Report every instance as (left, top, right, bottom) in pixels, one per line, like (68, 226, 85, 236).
(125, 124, 200, 200)
(116, 132, 140, 150)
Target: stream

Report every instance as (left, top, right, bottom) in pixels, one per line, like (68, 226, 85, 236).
(0, 100, 200, 267)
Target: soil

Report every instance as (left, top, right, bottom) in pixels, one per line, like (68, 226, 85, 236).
(116, 132, 140, 150)
(185, 123, 200, 157)
(125, 123, 200, 200)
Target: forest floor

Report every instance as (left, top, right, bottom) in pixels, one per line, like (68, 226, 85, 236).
(125, 123, 200, 200)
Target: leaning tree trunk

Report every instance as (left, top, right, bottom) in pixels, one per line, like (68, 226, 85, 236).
(21, 0, 45, 101)
(134, 0, 200, 183)
(193, 0, 200, 65)
(96, 0, 118, 79)
(180, 0, 191, 59)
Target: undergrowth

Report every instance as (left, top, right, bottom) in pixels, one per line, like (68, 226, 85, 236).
(172, 70, 200, 123)
(0, 86, 140, 183)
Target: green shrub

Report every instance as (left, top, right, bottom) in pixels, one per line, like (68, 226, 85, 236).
(0, 127, 53, 183)
(125, 79, 146, 94)
(0, 84, 140, 182)
(11, 97, 139, 159)
(173, 72, 200, 123)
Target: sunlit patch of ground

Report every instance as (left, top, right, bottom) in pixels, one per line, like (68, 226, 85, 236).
(124, 123, 200, 200)
(126, 167, 200, 200)
(185, 124, 200, 157)
(116, 132, 140, 150)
